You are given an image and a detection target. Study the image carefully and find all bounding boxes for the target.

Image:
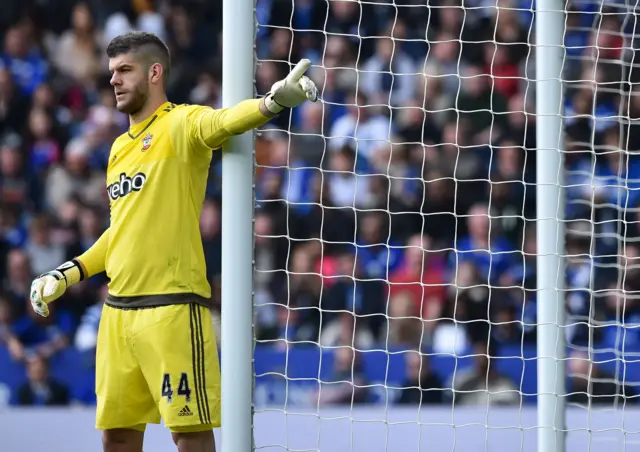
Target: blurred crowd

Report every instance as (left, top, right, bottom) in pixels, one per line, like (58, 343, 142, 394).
(254, 0, 640, 357)
(0, 0, 640, 407)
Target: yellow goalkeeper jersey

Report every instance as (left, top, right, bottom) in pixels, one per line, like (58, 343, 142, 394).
(100, 100, 268, 308)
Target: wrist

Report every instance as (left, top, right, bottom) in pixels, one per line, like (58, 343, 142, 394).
(48, 259, 86, 287)
(263, 94, 285, 116)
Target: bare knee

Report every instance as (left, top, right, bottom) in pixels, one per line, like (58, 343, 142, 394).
(171, 430, 215, 452)
(102, 428, 144, 452)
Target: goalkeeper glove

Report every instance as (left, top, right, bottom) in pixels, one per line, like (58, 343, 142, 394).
(264, 59, 318, 115)
(30, 260, 85, 317)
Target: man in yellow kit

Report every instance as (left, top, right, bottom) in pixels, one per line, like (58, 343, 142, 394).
(29, 32, 317, 452)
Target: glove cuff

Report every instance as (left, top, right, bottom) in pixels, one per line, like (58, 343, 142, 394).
(264, 94, 285, 115)
(44, 259, 85, 287)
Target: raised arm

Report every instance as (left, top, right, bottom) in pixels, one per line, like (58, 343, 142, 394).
(189, 59, 318, 150)
(191, 99, 274, 150)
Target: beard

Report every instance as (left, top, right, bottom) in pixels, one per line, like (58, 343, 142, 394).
(116, 80, 149, 115)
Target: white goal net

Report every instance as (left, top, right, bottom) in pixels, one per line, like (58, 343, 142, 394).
(252, 0, 640, 450)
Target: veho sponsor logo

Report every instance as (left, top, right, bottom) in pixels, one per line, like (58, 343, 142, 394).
(107, 172, 147, 200)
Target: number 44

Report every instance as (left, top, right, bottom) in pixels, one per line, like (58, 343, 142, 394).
(161, 372, 192, 403)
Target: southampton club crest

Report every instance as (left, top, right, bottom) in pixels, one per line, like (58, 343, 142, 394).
(141, 132, 153, 151)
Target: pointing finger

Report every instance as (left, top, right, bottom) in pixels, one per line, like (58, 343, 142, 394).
(286, 59, 312, 83)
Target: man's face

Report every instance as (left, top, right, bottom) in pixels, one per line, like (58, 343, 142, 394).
(4, 28, 27, 58)
(109, 53, 149, 115)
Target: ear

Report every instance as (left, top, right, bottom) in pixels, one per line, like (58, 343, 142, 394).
(149, 63, 163, 84)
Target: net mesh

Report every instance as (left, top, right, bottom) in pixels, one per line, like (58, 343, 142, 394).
(251, 0, 640, 450)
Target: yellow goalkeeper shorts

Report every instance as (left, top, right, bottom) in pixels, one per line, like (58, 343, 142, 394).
(95, 302, 221, 432)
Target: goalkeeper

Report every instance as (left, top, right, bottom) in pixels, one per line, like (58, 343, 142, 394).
(29, 32, 317, 452)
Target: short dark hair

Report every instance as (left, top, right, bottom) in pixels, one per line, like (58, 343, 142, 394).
(106, 31, 171, 81)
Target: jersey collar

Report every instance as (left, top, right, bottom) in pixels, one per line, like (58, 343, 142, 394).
(127, 101, 173, 140)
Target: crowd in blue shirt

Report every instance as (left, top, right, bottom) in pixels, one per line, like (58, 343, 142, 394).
(0, 0, 640, 408)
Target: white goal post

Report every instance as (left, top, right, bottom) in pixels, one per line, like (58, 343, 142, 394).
(222, 0, 640, 452)
(535, 0, 566, 450)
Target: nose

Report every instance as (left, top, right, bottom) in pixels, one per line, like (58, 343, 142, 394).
(110, 72, 121, 87)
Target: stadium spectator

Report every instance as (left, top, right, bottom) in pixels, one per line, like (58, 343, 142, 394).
(5, 249, 32, 316)
(16, 354, 70, 406)
(0, 68, 30, 137)
(327, 145, 372, 209)
(0, 25, 48, 96)
(423, 30, 466, 100)
(10, 294, 73, 361)
(271, 243, 323, 345)
(449, 341, 520, 406)
(387, 291, 423, 349)
(449, 202, 518, 287)
(388, 233, 446, 329)
(397, 350, 446, 405)
(52, 2, 102, 85)
(360, 23, 418, 107)
(420, 170, 457, 247)
(328, 92, 393, 165)
(25, 213, 65, 276)
(567, 350, 638, 406)
(320, 251, 386, 348)
(0, 133, 31, 206)
(315, 347, 370, 405)
(44, 137, 105, 213)
(356, 210, 404, 279)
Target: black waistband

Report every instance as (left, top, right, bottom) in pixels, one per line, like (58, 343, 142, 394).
(106, 292, 211, 310)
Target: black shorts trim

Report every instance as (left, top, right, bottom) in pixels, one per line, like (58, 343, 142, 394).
(189, 304, 211, 425)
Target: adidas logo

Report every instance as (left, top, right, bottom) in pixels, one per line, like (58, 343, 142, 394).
(178, 406, 193, 417)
